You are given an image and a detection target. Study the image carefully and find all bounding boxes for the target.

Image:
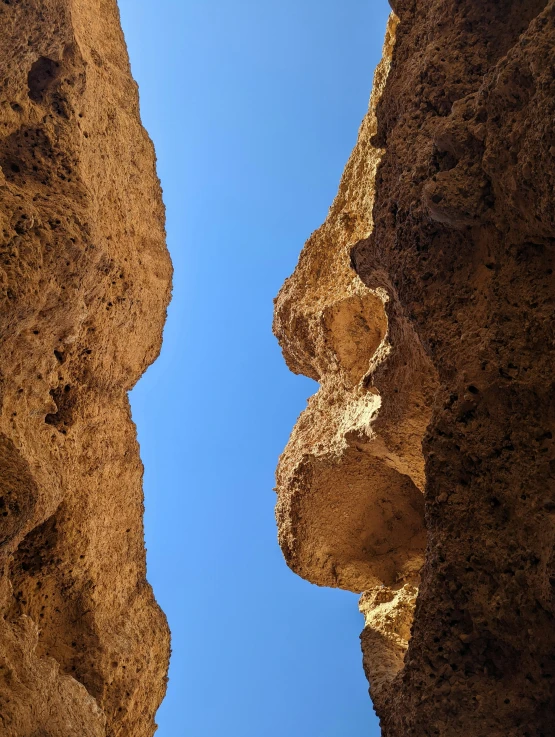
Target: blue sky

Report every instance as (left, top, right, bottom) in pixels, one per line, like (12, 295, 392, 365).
(117, 1, 390, 734)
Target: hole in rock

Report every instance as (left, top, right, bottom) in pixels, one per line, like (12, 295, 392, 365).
(28, 57, 60, 103)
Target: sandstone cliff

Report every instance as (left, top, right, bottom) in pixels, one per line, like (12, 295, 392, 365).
(0, 2, 171, 736)
(275, 1, 555, 734)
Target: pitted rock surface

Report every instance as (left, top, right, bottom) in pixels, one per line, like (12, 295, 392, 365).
(0, 2, 171, 736)
(275, 2, 555, 734)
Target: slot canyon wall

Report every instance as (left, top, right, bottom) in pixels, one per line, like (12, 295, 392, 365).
(0, 1, 171, 736)
(274, 1, 555, 735)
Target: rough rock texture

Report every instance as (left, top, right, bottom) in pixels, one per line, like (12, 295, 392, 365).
(0, 2, 171, 736)
(275, 1, 555, 734)
(275, 13, 432, 703)
(275, 16, 433, 598)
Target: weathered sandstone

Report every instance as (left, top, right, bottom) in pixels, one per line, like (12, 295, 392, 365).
(0, 2, 171, 735)
(275, 1, 555, 734)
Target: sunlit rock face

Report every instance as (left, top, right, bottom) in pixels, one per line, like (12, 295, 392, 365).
(275, 1, 555, 733)
(0, 2, 171, 736)
(274, 14, 437, 700)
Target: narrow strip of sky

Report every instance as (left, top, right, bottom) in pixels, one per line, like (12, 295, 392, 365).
(118, 1, 390, 734)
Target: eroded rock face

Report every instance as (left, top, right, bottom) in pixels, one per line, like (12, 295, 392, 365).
(275, 1, 555, 734)
(275, 13, 434, 703)
(275, 16, 433, 598)
(0, 2, 171, 736)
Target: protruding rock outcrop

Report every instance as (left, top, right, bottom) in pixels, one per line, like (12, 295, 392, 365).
(275, 13, 434, 700)
(0, 2, 171, 736)
(275, 1, 555, 734)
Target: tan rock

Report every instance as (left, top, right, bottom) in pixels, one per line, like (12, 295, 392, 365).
(0, 1, 171, 735)
(275, 0, 555, 734)
(274, 10, 435, 698)
(359, 584, 418, 703)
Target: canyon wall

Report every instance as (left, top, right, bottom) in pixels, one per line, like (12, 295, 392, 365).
(0, 1, 171, 735)
(275, 1, 555, 734)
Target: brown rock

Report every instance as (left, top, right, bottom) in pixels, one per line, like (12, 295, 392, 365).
(275, 1, 555, 734)
(275, 16, 434, 599)
(0, 1, 171, 736)
(275, 12, 433, 700)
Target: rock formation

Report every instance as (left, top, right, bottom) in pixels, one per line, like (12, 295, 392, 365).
(274, 1, 555, 734)
(0, 2, 171, 736)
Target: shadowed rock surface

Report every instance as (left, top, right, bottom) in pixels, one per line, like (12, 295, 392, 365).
(0, 1, 171, 736)
(275, 2, 555, 734)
